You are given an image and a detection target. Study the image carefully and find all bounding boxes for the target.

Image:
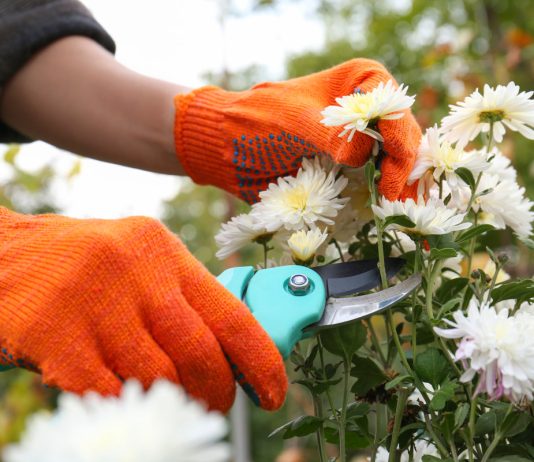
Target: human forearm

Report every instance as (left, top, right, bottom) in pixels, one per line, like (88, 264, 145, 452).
(0, 36, 188, 175)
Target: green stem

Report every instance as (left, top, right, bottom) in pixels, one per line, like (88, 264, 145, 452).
(376, 222, 389, 289)
(466, 214, 478, 277)
(261, 242, 269, 269)
(313, 395, 328, 462)
(468, 394, 478, 462)
(423, 412, 450, 457)
(412, 240, 422, 363)
(332, 238, 346, 263)
(338, 357, 351, 462)
(318, 337, 341, 426)
(388, 388, 410, 462)
(481, 432, 504, 462)
(367, 319, 387, 366)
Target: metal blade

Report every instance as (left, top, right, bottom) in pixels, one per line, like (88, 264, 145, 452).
(305, 273, 422, 331)
(312, 258, 405, 297)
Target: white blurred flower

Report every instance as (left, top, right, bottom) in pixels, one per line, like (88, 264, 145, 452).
(287, 228, 329, 264)
(434, 300, 534, 402)
(441, 82, 534, 148)
(473, 173, 533, 239)
(484, 148, 517, 182)
(341, 166, 375, 228)
(320, 80, 415, 142)
(215, 213, 273, 259)
(4, 380, 229, 462)
(372, 196, 471, 236)
(408, 125, 490, 188)
(254, 157, 349, 231)
(373, 440, 439, 462)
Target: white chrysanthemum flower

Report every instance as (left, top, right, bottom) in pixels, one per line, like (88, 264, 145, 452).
(320, 80, 415, 142)
(484, 148, 517, 182)
(373, 440, 439, 462)
(434, 300, 534, 402)
(287, 228, 329, 264)
(372, 196, 471, 236)
(441, 82, 534, 148)
(253, 157, 349, 231)
(3, 381, 229, 462)
(473, 173, 533, 239)
(215, 213, 273, 259)
(408, 125, 490, 187)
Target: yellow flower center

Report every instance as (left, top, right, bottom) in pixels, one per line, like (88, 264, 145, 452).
(440, 143, 461, 170)
(286, 186, 309, 212)
(479, 110, 505, 123)
(346, 93, 380, 119)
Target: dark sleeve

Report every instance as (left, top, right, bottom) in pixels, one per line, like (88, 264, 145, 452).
(0, 0, 116, 143)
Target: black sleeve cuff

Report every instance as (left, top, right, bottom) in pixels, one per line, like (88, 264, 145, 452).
(0, 0, 116, 143)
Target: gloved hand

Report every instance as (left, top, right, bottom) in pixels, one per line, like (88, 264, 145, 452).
(174, 58, 422, 202)
(0, 208, 286, 412)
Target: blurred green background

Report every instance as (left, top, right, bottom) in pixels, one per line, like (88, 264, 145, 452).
(1, 1, 533, 461)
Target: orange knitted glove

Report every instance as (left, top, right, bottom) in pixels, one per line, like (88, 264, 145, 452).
(174, 58, 422, 202)
(0, 208, 286, 412)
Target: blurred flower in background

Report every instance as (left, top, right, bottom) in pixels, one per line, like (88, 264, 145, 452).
(3, 381, 229, 462)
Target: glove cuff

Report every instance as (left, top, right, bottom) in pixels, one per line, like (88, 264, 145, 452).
(174, 86, 239, 195)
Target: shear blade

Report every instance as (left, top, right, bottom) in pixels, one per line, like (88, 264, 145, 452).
(312, 257, 405, 297)
(305, 273, 422, 331)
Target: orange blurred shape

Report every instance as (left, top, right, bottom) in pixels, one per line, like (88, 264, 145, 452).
(419, 86, 439, 110)
(275, 447, 307, 462)
(506, 27, 534, 48)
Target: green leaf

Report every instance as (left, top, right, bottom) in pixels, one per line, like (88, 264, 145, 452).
(323, 427, 371, 449)
(414, 348, 449, 387)
(268, 415, 323, 439)
(454, 403, 469, 430)
(345, 402, 371, 419)
(501, 412, 532, 437)
(489, 457, 532, 462)
(350, 357, 387, 396)
(455, 167, 475, 189)
(475, 411, 497, 436)
(383, 214, 416, 229)
(426, 233, 459, 250)
(385, 374, 413, 390)
(437, 298, 463, 318)
(491, 279, 534, 304)
(456, 224, 495, 244)
(436, 278, 469, 303)
(320, 321, 367, 359)
(423, 456, 454, 462)
(429, 248, 458, 260)
(430, 380, 457, 411)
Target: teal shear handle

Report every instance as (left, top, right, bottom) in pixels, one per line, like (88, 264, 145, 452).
(217, 265, 326, 358)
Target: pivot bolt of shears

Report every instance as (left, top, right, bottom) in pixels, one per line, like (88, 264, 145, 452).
(288, 274, 310, 295)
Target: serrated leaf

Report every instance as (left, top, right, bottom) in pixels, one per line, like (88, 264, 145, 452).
(268, 415, 323, 439)
(320, 321, 367, 359)
(430, 380, 457, 411)
(456, 224, 495, 244)
(414, 348, 449, 387)
(350, 357, 387, 396)
(455, 167, 475, 189)
(430, 248, 458, 260)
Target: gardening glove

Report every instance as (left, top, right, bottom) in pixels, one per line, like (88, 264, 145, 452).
(174, 58, 422, 202)
(0, 207, 287, 412)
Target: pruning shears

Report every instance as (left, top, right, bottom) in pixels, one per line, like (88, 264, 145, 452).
(217, 258, 422, 358)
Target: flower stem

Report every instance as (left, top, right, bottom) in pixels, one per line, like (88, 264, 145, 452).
(313, 395, 328, 462)
(468, 393, 478, 462)
(466, 214, 478, 277)
(318, 337, 341, 426)
(412, 240, 422, 363)
(338, 356, 351, 462)
(261, 242, 270, 269)
(367, 318, 387, 366)
(388, 388, 409, 462)
(332, 238, 346, 262)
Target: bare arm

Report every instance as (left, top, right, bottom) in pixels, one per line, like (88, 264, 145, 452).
(0, 36, 189, 175)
